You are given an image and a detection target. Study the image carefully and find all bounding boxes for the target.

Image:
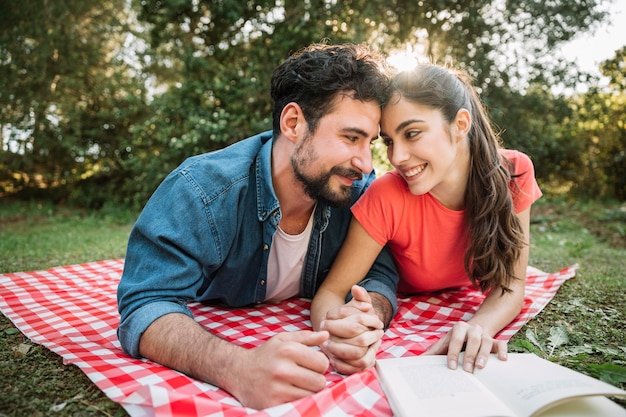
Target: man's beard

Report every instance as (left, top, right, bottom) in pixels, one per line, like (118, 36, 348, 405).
(291, 131, 363, 208)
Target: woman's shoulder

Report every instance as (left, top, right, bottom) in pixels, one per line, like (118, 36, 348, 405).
(500, 149, 542, 208)
(374, 170, 406, 185)
(500, 149, 534, 172)
(365, 170, 408, 197)
(358, 170, 408, 206)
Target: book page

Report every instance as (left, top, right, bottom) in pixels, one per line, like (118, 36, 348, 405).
(538, 396, 626, 417)
(474, 354, 626, 417)
(376, 355, 515, 417)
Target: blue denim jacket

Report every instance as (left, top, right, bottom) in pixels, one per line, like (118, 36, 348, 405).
(117, 131, 399, 358)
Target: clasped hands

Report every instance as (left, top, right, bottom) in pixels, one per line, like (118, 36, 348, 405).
(318, 285, 385, 374)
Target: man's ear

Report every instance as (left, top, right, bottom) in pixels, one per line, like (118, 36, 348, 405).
(279, 102, 305, 144)
(454, 108, 471, 141)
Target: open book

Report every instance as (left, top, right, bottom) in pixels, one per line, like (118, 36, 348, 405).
(375, 353, 626, 417)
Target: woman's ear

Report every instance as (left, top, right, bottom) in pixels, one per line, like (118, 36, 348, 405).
(279, 102, 305, 144)
(454, 108, 471, 141)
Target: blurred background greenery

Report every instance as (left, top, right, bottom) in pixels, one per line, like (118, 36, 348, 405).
(1, 0, 625, 211)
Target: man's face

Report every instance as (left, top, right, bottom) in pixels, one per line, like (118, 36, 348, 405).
(291, 95, 381, 207)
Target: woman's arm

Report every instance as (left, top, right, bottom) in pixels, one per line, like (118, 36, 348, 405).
(425, 207, 532, 372)
(310, 217, 386, 373)
(311, 218, 385, 328)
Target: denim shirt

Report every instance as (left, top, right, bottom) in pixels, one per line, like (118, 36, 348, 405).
(117, 131, 399, 358)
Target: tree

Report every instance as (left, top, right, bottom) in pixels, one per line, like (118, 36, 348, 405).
(572, 47, 626, 199)
(2, 0, 620, 206)
(0, 0, 147, 205)
(124, 0, 612, 204)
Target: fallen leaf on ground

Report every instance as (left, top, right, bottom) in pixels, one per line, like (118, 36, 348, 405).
(14, 342, 31, 356)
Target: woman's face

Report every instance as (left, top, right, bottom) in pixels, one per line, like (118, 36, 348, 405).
(380, 95, 469, 206)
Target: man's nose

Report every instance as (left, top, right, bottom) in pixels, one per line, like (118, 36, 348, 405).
(352, 142, 374, 174)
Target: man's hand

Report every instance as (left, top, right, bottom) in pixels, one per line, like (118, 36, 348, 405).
(423, 321, 508, 373)
(230, 330, 331, 410)
(318, 285, 384, 374)
(139, 313, 330, 411)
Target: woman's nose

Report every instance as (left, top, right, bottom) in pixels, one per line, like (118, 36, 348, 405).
(389, 141, 410, 167)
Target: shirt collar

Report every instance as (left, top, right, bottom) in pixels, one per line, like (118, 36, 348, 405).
(256, 131, 280, 221)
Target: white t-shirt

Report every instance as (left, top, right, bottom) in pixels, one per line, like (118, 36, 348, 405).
(264, 209, 315, 302)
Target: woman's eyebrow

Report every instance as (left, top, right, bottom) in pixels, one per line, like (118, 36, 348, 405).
(394, 119, 425, 134)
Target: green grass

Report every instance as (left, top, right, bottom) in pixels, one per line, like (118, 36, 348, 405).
(0, 197, 625, 416)
(0, 200, 134, 273)
(511, 198, 626, 400)
(1, 199, 133, 417)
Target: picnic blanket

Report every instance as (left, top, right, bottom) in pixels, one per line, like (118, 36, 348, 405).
(0, 260, 578, 417)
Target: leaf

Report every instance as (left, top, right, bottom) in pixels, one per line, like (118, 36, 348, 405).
(4, 328, 19, 336)
(50, 402, 67, 412)
(510, 339, 540, 354)
(548, 326, 569, 356)
(525, 329, 545, 352)
(595, 346, 623, 356)
(71, 393, 84, 401)
(15, 343, 31, 356)
(584, 363, 626, 385)
(561, 345, 594, 356)
(48, 393, 84, 413)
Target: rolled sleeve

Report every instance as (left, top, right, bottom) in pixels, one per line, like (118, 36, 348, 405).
(358, 278, 398, 314)
(117, 301, 194, 358)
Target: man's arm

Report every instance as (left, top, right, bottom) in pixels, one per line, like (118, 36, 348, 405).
(139, 312, 331, 410)
(117, 170, 331, 409)
(311, 218, 398, 374)
(369, 291, 394, 329)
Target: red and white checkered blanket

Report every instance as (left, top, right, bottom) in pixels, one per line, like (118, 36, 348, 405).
(0, 260, 577, 417)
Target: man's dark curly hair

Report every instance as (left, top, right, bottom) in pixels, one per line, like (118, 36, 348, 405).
(270, 43, 391, 137)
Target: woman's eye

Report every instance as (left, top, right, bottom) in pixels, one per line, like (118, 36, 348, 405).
(406, 130, 421, 139)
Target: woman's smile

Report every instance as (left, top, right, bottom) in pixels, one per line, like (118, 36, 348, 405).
(401, 163, 427, 180)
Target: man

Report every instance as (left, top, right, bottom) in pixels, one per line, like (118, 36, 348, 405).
(117, 43, 399, 410)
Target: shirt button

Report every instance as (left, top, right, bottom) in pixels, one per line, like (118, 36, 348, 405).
(263, 244, 269, 250)
(260, 280, 265, 286)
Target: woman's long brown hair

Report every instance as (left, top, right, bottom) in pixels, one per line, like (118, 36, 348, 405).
(390, 64, 525, 293)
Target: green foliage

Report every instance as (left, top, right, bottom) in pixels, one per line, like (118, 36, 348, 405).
(1, 0, 624, 207)
(566, 46, 626, 200)
(586, 362, 626, 385)
(0, 0, 149, 206)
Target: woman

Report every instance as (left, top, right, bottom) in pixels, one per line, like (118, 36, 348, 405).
(311, 63, 542, 375)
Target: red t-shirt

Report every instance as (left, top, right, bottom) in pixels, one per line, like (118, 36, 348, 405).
(352, 150, 542, 293)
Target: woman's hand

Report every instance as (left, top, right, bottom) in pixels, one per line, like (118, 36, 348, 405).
(319, 286, 384, 374)
(423, 321, 508, 372)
